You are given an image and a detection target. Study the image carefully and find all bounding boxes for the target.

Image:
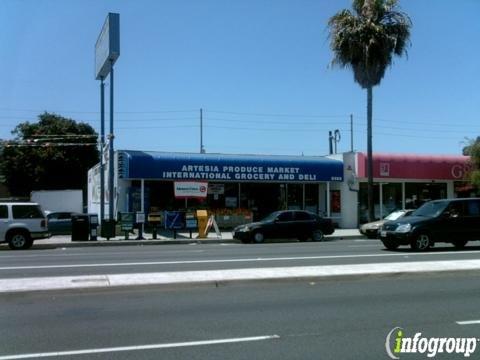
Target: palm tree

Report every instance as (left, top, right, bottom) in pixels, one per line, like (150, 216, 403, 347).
(328, 0, 411, 221)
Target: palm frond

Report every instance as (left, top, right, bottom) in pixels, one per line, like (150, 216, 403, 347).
(327, 0, 411, 88)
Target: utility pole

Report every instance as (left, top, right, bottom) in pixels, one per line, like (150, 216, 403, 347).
(350, 114, 353, 152)
(200, 108, 205, 153)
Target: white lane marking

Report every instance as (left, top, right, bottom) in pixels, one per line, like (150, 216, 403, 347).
(1, 250, 480, 271)
(456, 320, 480, 325)
(0, 250, 205, 259)
(3, 259, 480, 293)
(0, 335, 280, 359)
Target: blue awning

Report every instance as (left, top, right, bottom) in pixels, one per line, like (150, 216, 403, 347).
(118, 150, 343, 182)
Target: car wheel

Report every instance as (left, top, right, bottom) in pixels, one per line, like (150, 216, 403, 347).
(411, 233, 432, 251)
(381, 240, 399, 250)
(312, 230, 324, 242)
(8, 231, 33, 250)
(454, 240, 468, 249)
(253, 232, 265, 244)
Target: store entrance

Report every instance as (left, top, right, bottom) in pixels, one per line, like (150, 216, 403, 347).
(240, 183, 284, 221)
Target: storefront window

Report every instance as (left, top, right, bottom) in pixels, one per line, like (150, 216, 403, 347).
(454, 181, 478, 198)
(224, 183, 238, 208)
(358, 183, 380, 223)
(287, 184, 303, 210)
(207, 183, 225, 209)
(330, 190, 341, 214)
(305, 184, 319, 214)
(405, 182, 447, 209)
(240, 183, 283, 220)
(382, 183, 402, 215)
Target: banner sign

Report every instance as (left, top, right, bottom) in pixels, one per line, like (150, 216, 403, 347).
(95, 13, 120, 80)
(174, 181, 208, 198)
(121, 151, 344, 182)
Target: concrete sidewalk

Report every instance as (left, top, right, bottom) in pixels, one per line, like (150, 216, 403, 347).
(3, 259, 480, 293)
(21, 228, 365, 249)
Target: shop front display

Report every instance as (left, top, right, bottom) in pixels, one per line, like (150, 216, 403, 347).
(89, 150, 344, 229)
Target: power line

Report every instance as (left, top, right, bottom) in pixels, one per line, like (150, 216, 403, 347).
(206, 109, 348, 118)
(0, 107, 198, 115)
(205, 117, 351, 125)
(354, 123, 473, 134)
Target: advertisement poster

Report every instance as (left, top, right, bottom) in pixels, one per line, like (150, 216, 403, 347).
(174, 181, 208, 198)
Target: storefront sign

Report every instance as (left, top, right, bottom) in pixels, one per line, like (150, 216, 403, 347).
(380, 163, 390, 177)
(120, 151, 344, 182)
(164, 165, 328, 182)
(174, 181, 208, 198)
(208, 184, 225, 195)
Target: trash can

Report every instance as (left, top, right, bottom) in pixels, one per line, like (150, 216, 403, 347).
(101, 219, 116, 240)
(89, 214, 99, 241)
(71, 214, 90, 241)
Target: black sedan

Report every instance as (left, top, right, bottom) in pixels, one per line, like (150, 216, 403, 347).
(233, 210, 335, 243)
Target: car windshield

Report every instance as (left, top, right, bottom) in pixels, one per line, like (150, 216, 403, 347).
(384, 210, 406, 221)
(261, 211, 281, 222)
(412, 201, 449, 217)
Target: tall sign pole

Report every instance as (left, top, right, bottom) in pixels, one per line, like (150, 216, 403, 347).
(100, 77, 105, 223)
(108, 59, 115, 220)
(95, 13, 120, 238)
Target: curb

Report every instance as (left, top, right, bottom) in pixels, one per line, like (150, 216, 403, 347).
(2, 259, 480, 293)
(26, 234, 365, 249)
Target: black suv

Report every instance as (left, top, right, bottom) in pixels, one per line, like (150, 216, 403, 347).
(233, 210, 335, 243)
(379, 198, 480, 251)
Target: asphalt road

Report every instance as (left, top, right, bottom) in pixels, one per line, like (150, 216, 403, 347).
(1, 239, 480, 279)
(1, 272, 480, 359)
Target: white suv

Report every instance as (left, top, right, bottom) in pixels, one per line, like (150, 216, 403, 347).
(0, 202, 50, 250)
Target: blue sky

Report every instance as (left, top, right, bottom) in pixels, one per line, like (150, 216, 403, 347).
(0, 0, 479, 156)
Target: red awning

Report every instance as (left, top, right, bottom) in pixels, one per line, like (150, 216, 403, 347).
(357, 153, 471, 180)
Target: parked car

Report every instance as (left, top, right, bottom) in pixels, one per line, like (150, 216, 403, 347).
(359, 209, 414, 239)
(46, 212, 77, 235)
(232, 210, 334, 243)
(379, 198, 480, 251)
(0, 202, 50, 250)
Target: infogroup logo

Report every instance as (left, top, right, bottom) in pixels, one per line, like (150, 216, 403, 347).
(385, 327, 478, 358)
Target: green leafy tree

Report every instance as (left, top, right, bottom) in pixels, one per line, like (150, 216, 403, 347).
(0, 112, 99, 196)
(328, 0, 411, 221)
(463, 137, 480, 189)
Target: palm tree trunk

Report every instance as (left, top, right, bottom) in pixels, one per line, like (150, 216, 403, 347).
(367, 86, 374, 222)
